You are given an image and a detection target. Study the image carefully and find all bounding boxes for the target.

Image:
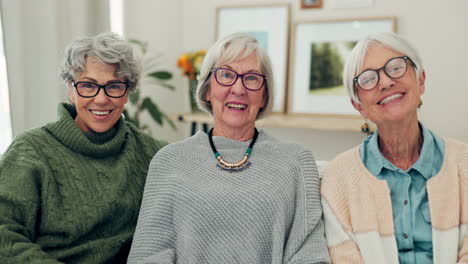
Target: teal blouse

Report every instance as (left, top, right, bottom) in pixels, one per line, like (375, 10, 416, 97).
(360, 122, 444, 264)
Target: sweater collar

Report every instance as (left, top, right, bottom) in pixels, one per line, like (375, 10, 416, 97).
(44, 103, 128, 158)
(196, 130, 265, 149)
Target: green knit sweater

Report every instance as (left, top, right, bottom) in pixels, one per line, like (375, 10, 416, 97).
(0, 103, 165, 264)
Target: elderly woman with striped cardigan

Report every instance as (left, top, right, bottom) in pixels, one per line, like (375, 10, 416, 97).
(321, 32, 468, 264)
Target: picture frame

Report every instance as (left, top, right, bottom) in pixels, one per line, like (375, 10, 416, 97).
(301, 0, 323, 9)
(288, 17, 396, 116)
(215, 4, 291, 113)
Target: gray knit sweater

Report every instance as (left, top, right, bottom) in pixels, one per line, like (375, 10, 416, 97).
(127, 131, 330, 264)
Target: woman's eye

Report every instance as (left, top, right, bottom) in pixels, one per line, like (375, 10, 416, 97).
(107, 84, 122, 89)
(82, 83, 95, 88)
(245, 75, 259, 81)
(360, 75, 375, 85)
(388, 66, 402, 72)
(223, 72, 234, 78)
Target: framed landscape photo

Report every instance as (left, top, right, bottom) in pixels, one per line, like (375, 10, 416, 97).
(216, 4, 290, 113)
(288, 17, 396, 116)
(301, 0, 323, 9)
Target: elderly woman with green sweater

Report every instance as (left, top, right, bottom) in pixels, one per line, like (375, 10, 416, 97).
(127, 33, 330, 263)
(321, 32, 468, 263)
(0, 32, 165, 263)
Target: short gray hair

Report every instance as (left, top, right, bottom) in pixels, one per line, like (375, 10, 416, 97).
(196, 32, 274, 119)
(343, 32, 424, 104)
(59, 32, 141, 92)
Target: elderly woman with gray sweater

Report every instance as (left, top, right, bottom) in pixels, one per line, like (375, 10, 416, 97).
(127, 33, 330, 263)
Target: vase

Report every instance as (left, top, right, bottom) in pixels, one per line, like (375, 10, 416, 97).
(188, 78, 199, 112)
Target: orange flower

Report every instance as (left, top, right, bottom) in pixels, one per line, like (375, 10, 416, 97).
(177, 50, 206, 80)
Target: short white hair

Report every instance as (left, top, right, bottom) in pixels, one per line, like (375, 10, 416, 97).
(59, 32, 141, 92)
(343, 32, 424, 104)
(195, 32, 274, 120)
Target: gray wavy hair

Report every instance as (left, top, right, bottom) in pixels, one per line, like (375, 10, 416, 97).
(59, 32, 141, 92)
(343, 32, 424, 104)
(195, 32, 274, 120)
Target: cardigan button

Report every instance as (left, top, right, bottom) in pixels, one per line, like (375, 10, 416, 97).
(403, 200, 408, 205)
(403, 233, 408, 239)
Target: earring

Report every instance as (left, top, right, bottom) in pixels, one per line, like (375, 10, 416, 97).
(418, 99, 423, 108)
(361, 122, 370, 134)
(361, 121, 373, 135)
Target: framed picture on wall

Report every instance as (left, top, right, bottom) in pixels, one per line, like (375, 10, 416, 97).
(216, 4, 290, 113)
(288, 17, 396, 116)
(301, 0, 323, 9)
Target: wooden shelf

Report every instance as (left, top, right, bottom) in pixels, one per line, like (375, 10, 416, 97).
(169, 112, 371, 133)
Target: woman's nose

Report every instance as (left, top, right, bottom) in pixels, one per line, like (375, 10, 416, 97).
(93, 88, 111, 104)
(230, 77, 247, 95)
(377, 71, 395, 91)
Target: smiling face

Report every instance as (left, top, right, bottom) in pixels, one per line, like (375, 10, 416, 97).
(68, 56, 128, 133)
(206, 52, 266, 133)
(351, 44, 425, 126)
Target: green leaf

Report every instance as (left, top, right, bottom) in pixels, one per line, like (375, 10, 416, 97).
(128, 39, 148, 53)
(148, 71, 173, 80)
(129, 90, 140, 105)
(163, 115, 176, 130)
(123, 109, 130, 119)
(123, 109, 140, 128)
(141, 97, 163, 125)
(158, 82, 175, 90)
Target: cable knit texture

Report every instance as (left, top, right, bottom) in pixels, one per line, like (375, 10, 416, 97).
(321, 138, 468, 264)
(127, 131, 330, 264)
(0, 103, 165, 264)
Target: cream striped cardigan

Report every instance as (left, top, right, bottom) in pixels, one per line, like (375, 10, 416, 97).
(321, 138, 468, 264)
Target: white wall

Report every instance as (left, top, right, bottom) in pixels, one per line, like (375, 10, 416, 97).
(125, 0, 468, 160)
(123, 0, 190, 143)
(2, 0, 467, 160)
(0, 0, 110, 135)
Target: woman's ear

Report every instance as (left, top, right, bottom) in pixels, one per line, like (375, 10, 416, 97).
(418, 70, 426, 95)
(351, 99, 368, 119)
(68, 81, 76, 103)
(261, 90, 268, 108)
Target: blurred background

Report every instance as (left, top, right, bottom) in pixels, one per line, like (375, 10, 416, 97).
(0, 0, 467, 160)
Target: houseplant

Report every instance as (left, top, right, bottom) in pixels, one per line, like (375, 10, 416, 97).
(177, 50, 206, 112)
(123, 39, 176, 134)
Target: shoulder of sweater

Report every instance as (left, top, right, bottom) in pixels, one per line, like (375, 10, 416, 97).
(9, 126, 49, 150)
(123, 121, 167, 150)
(152, 133, 206, 156)
(322, 145, 363, 183)
(1, 127, 49, 167)
(443, 137, 468, 154)
(443, 137, 468, 171)
(328, 145, 361, 169)
(257, 131, 314, 157)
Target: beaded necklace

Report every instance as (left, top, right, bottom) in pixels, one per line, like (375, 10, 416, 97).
(208, 128, 259, 172)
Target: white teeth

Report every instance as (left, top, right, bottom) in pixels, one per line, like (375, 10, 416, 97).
(379, 94, 403, 105)
(226, 103, 246, 109)
(91, 110, 111, 116)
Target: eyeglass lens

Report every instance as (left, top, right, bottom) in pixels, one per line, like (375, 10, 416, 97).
(356, 57, 408, 90)
(213, 68, 264, 90)
(75, 82, 128, 98)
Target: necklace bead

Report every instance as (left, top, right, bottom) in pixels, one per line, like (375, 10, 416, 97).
(208, 128, 259, 172)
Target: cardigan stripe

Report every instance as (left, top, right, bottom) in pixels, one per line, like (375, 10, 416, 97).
(321, 138, 468, 264)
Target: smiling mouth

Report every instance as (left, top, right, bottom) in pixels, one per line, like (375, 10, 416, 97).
(90, 110, 112, 116)
(226, 103, 247, 110)
(379, 93, 404, 105)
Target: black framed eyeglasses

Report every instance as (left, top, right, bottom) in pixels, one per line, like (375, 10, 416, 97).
(353, 56, 416, 91)
(211, 68, 266, 91)
(72, 81, 129, 98)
